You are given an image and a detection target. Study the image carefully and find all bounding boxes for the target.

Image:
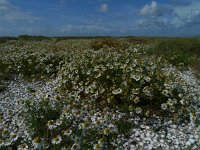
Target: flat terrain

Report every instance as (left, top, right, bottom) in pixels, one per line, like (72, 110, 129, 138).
(0, 36, 200, 149)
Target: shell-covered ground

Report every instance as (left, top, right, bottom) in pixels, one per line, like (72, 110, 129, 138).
(0, 38, 200, 150)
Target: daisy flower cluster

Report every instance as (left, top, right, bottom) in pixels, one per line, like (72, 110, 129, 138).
(0, 39, 200, 149)
(57, 43, 198, 118)
(0, 39, 91, 79)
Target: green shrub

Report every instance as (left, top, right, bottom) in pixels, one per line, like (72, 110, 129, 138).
(0, 48, 64, 79)
(90, 39, 128, 50)
(0, 84, 6, 92)
(126, 36, 159, 45)
(0, 39, 199, 149)
(0, 59, 12, 80)
(18, 35, 50, 41)
(151, 38, 200, 67)
(57, 47, 196, 117)
(0, 37, 17, 44)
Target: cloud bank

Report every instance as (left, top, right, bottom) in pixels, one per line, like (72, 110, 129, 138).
(0, 0, 38, 22)
(0, 0, 200, 36)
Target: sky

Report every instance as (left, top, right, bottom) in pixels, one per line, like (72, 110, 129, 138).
(0, 0, 200, 37)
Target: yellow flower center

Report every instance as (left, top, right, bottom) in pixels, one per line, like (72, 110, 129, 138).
(34, 137, 41, 143)
(20, 144, 26, 148)
(54, 136, 59, 141)
(95, 144, 100, 149)
(48, 120, 54, 125)
(65, 129, 70, 134)
(12, 134, 17, 139)
(99, 138, 104, 144)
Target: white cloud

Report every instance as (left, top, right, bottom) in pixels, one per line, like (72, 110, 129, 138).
(139, 1, 173, 17)
(0, 0, 13, 11)
(136, 17, 170, 29)
(168, 1, 200, 28)
(174, 1, 200, 20)
(139, 1, 157, 16)
(135, 1, 200, 36)
(60, 24, 110, 35)
(99, 3, 108, 12)
(0, 0, 38, 22)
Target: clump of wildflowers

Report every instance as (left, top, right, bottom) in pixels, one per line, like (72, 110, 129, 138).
(0, 39, 199, 149)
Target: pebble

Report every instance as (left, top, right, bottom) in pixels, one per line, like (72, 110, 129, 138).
(0, 69, 200, 149)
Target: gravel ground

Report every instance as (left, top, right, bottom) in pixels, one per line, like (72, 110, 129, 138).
(0, 70, 200, 149)
(0, 76, 47, 116)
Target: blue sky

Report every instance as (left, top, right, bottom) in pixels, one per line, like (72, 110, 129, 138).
(0, 0, 200, 36)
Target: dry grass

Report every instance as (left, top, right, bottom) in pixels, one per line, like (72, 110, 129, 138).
(90, 38, 128, 50)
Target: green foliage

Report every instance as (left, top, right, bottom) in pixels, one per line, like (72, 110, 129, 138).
(151, 38, 200, 68)
(18, 35, 50, 41)
(126, 36, 161, 45)
(26, 86, 36, 93)
(58, 46, 193, 117)
(0, 37, 17, 44)
(0, 37, 199, 149)
(0, 84, 6, 93)
(0, 43, 65, 79)
(0, 59, 12, 80)
(90, 38, 128, 50)
(23, 97, 62, 137)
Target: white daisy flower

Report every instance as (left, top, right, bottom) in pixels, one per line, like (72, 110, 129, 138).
(47, 120, 57, 130)
(32, 137, 43, 149)
(93, 143, 101, 150)
(112, 88, 122, 95)
(63, 129, 72, 136)
(131, 74, 140, 81)
(134, 97, 140, 104)
(10, 132, 18, 142)
(135, 107, 142, 114)
(161, 103, 167, 110)
(103, 127, 110, 135)
(98, 138, 104, 146)
(144, 76, 151, 82)
(51, 135, 62, 145)
(18, 143, 28, 150)
(56, 119, 62, 126)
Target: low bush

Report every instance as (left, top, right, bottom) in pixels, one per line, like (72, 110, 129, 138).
(0, 42, 65, 79)
(57, 47, 197, 117)
(151, 38, 200, 68)
(0, 38, 199, 149)
(0, 37, 17, 44)
(90, 39, 128, 50)
(126, 36, 159, 45)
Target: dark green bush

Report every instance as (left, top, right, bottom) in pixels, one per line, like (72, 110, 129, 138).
(91, 39, 128, 50)
(18, 35, 50, 41)
(154, 38, 200, 58)
(0, 37, 17, 44)
(23, 97, 62, 137)
(148, 38, 200, 72)
(57, 48, 191, 117)
(126, 36, 159, 45)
